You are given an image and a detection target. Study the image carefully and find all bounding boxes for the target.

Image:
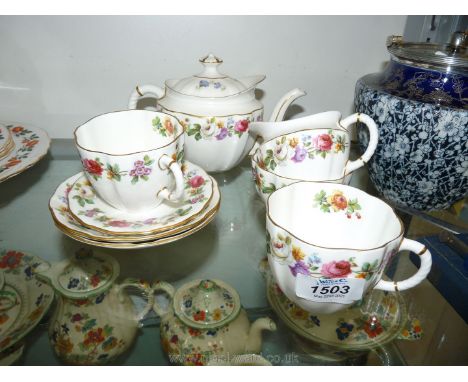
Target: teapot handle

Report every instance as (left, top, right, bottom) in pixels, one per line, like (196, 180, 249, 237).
(128, 84, 165, 109)
(341, 112, 379, 175)
(116, 278, 156, 323)
(152, 281, 175, 317)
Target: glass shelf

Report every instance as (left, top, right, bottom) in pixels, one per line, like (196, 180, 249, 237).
(0, 140, 466, 365)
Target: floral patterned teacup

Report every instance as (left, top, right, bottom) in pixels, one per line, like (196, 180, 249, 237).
(251, 148, 351, 204)
(266, 181, 432, 314)
(251, 111, 378, 181)
(75, 110, 185, 214)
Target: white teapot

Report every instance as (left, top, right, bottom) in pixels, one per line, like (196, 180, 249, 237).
(156, 279, 276, 365)
(128, 53, 305, 172)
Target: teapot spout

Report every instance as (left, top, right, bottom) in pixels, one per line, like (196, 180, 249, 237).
(244, 317, 277, 354)
(269, 88, 306, 122)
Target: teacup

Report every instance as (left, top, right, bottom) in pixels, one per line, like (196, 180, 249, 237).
(266, 181, 432, 314)
(251, 152, 351, 204)
(75, 110, 185, 213)
(250, 111, 378, 181)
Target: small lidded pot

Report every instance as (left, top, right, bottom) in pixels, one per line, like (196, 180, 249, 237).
(158, 279, 276, 365)
(36, 248, 161, 365)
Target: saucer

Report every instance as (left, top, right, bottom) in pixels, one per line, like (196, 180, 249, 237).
(54, 201, 219, 249)
(266, 272, 407, 351)
(0, 123, 50, 183)
(0, 249, 54, 352)
(67, 161, 213, 236)
(49, 173, 221, 248)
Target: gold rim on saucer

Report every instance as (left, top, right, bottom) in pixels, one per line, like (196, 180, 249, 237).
(54, 200, 220, 249)
(50, 180, 220, 243)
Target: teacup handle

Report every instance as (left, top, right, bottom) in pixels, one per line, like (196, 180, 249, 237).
(116, 278, 156, 323)
(158, 154, 185, 202)
(151, 281, 175, 317)
(374, 238, 432, 292)
(340, 112, 379, 175)
(128, 84, 165, 109)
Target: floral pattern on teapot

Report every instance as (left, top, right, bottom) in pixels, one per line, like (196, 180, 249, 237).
(180, 111, 263, 142)
(161, 318, 229, 366)
(196, 79, 226, 90)
(260, 131, 347, 172)
(50, 292, 127, 365)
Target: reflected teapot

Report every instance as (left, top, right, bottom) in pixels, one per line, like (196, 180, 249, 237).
(36, 249, 161, 365)
(128, 53, 305, 172)
(156, 279, 276, 365)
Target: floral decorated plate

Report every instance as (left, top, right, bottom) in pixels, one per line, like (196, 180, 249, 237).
(266, 271, 410, 351)
(67, 161, 213, 235)
(0, 249, 54, 353)
(0, 123, 50, 184)
(53, 188, 220, 249)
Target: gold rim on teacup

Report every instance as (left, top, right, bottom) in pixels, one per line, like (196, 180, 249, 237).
(266, 181, 405, 252)
(73, 109, 184, 156)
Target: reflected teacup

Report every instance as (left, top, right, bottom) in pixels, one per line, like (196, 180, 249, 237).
(75, 110, 185, 213)
(266, 181, 432, 314)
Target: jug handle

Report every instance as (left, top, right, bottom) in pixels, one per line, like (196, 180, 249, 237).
(116, 278, 156, 324)
(374, 238, 432, 292)
(340, 113, 379, 175)
(128, 85, 165, 109)
(152, 281, 175, 317)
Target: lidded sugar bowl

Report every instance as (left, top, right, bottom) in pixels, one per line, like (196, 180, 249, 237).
(128, 53, 305, 172)
(36, 249, 159, 365)
(157, 279, 277, 365)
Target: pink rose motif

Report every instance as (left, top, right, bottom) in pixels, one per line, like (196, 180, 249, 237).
(321, 260, 352, 278)
(108, 220, 131, 228)
(189, 175, 205, 188)
(312, 134, 333, 151)
(234, 119, 249, 133)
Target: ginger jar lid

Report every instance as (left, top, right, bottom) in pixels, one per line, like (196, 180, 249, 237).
(165, 53, 265, 98)
(173, 279, 242, 329)
(387, 33, 468, 73)
(39, 248, 119, 299)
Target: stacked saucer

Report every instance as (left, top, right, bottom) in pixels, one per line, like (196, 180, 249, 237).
(0, 122, 50, 183)
(48, 110, 220, 249)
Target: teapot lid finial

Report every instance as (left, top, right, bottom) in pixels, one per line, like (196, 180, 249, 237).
(173, 279, 241, 330)
(199, 53, 223, 64)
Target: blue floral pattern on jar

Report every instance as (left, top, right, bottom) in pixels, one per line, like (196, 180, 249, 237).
(354, 79, 468, 211)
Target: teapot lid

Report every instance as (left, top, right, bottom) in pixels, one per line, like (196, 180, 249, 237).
(165, 53, 265, 98)
(173, 279, 241, 329)
(42, 248, 119, 299)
